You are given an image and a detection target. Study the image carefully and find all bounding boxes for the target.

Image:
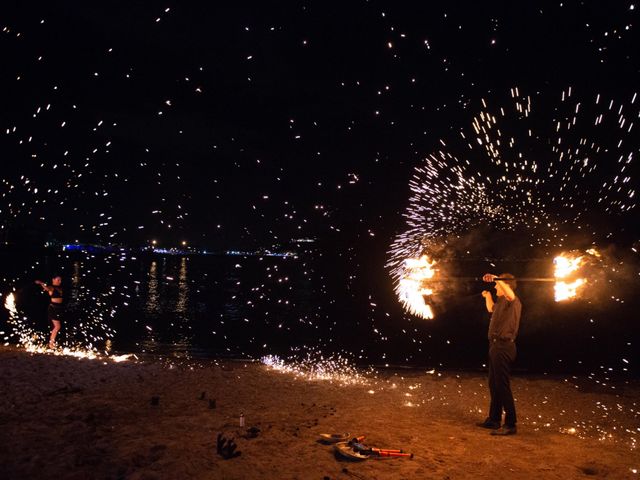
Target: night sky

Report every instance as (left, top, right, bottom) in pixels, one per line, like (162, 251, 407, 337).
(2, 1, 637, 250)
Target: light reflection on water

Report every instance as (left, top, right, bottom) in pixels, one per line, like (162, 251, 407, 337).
(141, 258, 194, 355)
(145, 260, 160, 315)
(132, 255, 280, 358)
(70, 261, 81, 304)
(176, 257, 188, 314)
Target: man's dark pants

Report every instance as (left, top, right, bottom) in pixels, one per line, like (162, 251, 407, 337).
(488, 339, 517, 427)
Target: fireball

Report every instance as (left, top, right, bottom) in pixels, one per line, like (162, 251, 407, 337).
(396, 255, 437, 319)
(553, 249, 599, 301)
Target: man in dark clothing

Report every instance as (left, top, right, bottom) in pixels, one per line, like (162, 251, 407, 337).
(476, 273, 522, 435)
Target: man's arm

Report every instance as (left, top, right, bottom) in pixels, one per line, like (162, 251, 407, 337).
(482, 273, 516, 301)
(497, 280, 516, 301)
(482, 290, 494, 312)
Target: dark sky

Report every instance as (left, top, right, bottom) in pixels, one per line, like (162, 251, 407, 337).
(1, 1, 638, 250)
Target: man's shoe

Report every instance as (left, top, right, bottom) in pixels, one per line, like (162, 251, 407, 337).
(476, 419, 501, 430)
(491, 425, 517, 436)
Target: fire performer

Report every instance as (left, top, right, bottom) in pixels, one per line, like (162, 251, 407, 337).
(476, 273, 521, 436)
(35, 276, 65, 349)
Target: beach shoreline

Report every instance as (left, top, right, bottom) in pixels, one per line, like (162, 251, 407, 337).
(0, 345, 637, 479)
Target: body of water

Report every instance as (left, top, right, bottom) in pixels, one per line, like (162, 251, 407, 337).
(1, 248, 638, 376)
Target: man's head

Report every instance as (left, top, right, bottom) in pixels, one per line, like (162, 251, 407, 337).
(51, 276, 62, 286)
(494, 273, 516, 296)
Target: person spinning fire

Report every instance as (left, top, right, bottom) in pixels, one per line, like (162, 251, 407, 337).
(476, 273, 521, 435)
(35, 276, 65, 349)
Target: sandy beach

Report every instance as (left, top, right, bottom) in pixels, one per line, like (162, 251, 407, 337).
(0, 346, 638, 480)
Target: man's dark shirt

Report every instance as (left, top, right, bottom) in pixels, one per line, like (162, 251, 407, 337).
(488, 296, 522, 341)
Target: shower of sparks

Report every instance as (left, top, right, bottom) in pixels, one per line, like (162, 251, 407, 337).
(3, 288, 130, 362)
(3, 292, 41, 348)
(21, 341, 132, 362)
(388, 88, 638, 315)
(261, 353, 375, 386)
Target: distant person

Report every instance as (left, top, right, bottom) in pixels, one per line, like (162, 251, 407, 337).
(476, 273, 521, 435)
(35, 276, 64, 349)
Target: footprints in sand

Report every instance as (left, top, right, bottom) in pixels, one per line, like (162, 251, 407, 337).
(578, 462, 609, 476)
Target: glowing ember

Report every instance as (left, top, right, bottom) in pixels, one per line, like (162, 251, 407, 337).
(396, 255, 437, 319)
(261, 354, 373, 386)
(20, 339, 132, 362)
(561, 427, 578, 435)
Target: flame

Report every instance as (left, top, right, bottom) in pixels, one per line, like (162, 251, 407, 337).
(554, 254, 584, 279)
(396, 255, 437, 319)
(553, 250, 596, 301)
(554, 278, 586, 302)
(4, 292, 17, 315)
